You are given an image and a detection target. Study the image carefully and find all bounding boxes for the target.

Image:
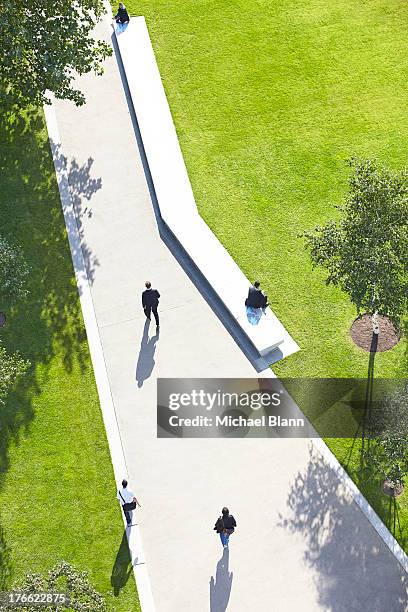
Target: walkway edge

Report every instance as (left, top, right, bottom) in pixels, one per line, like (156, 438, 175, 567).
(43, 103, 156, 612)
(113, 14, 408, 577)
(313, 438, 408, 574)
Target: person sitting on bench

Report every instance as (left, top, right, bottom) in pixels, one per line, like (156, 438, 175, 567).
(115, 2, 130, 24)
(245, 280, 269, 309)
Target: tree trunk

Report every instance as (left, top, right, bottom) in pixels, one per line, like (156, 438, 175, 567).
(371, 311, 380, 335)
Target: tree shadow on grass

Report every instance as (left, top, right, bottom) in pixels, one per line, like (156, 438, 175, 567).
(0, 522, 13, 590)
(343, 335, 377, 475)
(111, 531, 133, 597)
(343, 341, 408, 551)
(278, 445, 408, 612)
(402, 319, 408, 374)
(0, 107, 101, 484)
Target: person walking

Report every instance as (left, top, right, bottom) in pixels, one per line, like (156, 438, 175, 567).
(214, 507, 237, 548)
(114, 2, 130, 24)
(117, 479, 141, 527)
(142, 281, 160, 328)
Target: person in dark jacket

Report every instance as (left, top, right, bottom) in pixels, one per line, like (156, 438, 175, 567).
(115, 2, 130, 24)
(214, 507, 237, 548)
(245, 280, 268, 309)
(142, 281, 160, 328)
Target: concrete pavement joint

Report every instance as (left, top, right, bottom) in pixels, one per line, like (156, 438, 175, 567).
(99, 316, 139, 330)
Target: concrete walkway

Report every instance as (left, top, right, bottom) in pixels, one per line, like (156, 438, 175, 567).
(50, 18, 407, 612)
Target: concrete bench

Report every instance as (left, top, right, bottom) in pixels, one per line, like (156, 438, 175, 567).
(175, 216, 285, 355)
(113, 18, 298, 362)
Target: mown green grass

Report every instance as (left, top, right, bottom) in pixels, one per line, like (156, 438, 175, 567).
(120, 0, 408, 549)
(0, 109, 139, 610)
(124, 0, 407, 379)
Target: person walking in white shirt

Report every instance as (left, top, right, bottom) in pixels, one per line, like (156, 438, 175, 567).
(117, 479, 141, 527)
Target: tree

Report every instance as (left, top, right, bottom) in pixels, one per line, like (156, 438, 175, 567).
(2, 561, 106, 611)
(0, 342, 30, 406)
(303, 158, 408, 326)
(0, 0, 112, 108)
(0, 235, 30, 307)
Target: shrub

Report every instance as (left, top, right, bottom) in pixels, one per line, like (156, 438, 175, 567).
(2, 561, 106, 611)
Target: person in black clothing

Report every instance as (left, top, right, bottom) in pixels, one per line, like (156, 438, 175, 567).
(245, 280, 268, 309)
(214, 507, 237, 548)
(142, 281, 160, 328)
(115, 2, 130, 24)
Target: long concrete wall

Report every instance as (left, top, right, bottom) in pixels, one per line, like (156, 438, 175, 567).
(113, 18, 299, 364)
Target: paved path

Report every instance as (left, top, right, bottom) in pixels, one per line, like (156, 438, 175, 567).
(51, 18, 407, 612)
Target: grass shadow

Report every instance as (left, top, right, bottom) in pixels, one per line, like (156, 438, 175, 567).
(0, 107, 101, 486)
(0, 522, 12, 590)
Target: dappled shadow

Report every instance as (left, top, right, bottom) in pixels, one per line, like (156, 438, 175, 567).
(402, 320, 408, 373)
(209, 548, 233, 612)
(135, 319, 159, 387)
(278, 445, 407, 612)
(342, 336, 378, 475)
(0, 370, 37, 486)
(385, 496, 407, 552)
(111, 531, 133, 597)
(0, 107, 100, 484)
(343, 345, 408, 551)
(50, 141, 101, 285)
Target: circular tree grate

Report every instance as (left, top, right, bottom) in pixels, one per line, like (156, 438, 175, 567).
(350, 313, 400, 352)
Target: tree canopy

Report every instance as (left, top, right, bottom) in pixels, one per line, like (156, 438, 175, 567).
(0, 0, 111, 107)
(303, 158, 408, 325)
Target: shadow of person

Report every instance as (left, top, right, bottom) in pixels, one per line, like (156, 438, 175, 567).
(111, 530, 134, 597)
(209, 548, 233, 612)
(135, 319, 160, 388)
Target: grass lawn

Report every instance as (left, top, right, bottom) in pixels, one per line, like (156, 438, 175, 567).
(0, 109, 140, 610)
(120, 0, 408, 549)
